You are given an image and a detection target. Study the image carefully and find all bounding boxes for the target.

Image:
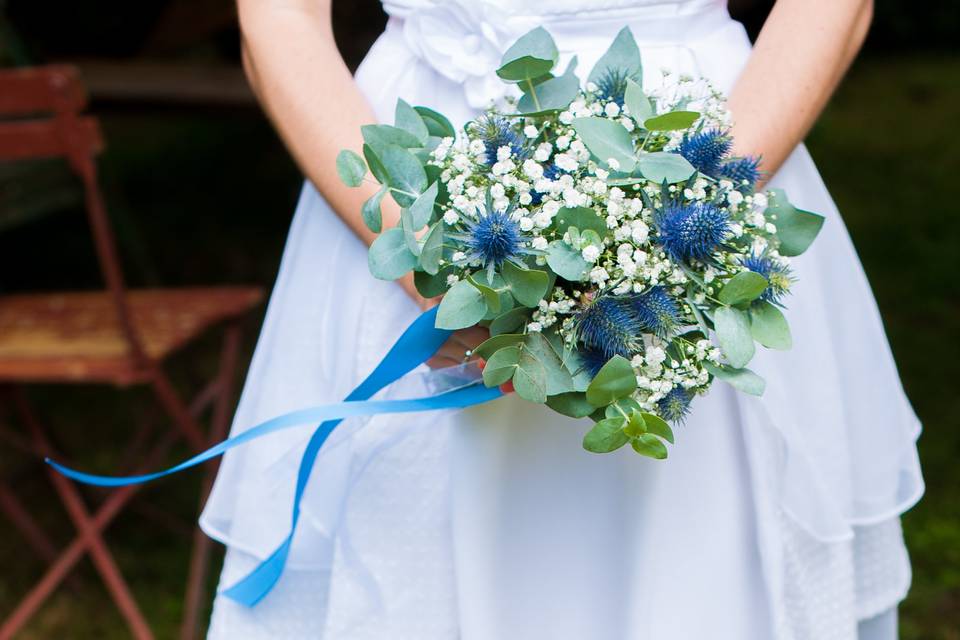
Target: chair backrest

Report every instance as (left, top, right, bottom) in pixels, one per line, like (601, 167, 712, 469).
(0, 66, 148, 365)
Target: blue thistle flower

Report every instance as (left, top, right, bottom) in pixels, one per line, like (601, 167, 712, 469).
(679, 129, 732, 177)
(461, 208, 522, 268)
(658, 387, 693, 424)
(720, 156, 762, 191)
(656, 202, 730, 263)
(594, 68, 630, 107)
(471, 115, 527, 166)
(579, 346, 613, 378)
(575, 295, 642, 362)
(628, 286, 682, 339)
(741, 252, 795, 305)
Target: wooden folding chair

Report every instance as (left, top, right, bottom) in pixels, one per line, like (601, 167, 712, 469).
(0, 65, 263, 640)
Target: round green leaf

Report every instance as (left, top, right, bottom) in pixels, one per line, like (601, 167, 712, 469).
(571, 117, 637, 172)
(703, 362, 766, 396)
(474, 333, 525, 360)
(718, 271, 769, 306)
(587, 26, 642, 87)
(414, 267, 453, 298)
(714, 306, 755, 368)
(467, 274, 502, 314)
(583, 417, 629, 453)
(497, 27, 558, 82)
(490, 307, 530, 336)
(501, 261, 549, 307)
(414, 106, 456, 139)
(631, 434, 668, 459)
(482, 346, 521, 387)
(546, 392, 596, 418)
(407, 181, 438, 230)
(361, 124, 422, 153)
(394, 98, 429, 145)
(436, 279, 488, 330)
(643, 110, 700, 131)
(640, 412, 674, 443)
(637, 152, 696, 184)
(524, 332, 574, 395)
(749, 301, 793, 350)
(336, 149, 366, 187)
(368, 227, 417, 280)
(419, 222, 444, 275)
(380, 144, 427, 208)
(546, 240, 589, 281)
(513, 349, 548, 403)
(361, 185, 388, 233)
(585, 355, 638, 406)
(554, 207, 609, 239)
(624, 78, 653, 121)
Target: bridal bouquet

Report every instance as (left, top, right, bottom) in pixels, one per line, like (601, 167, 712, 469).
(336, 27, 824, 459)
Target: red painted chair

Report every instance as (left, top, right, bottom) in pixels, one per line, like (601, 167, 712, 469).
(0, 65, 263, 639)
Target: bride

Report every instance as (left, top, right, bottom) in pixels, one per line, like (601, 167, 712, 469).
(200, 0, 923, 638)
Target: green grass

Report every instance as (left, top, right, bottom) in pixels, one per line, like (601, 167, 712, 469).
(0, 53, 957, 638)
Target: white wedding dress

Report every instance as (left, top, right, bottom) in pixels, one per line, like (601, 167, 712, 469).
(201, 1, 924, 638)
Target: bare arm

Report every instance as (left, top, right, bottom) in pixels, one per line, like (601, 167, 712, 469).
(239, 0, 486, 366)
(727, 0, 873, 179)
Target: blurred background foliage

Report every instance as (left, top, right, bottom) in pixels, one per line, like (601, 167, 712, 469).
(0, 0, 957, 638)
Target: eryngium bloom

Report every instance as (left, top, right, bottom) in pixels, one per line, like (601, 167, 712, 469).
(628, 286, 682, 339)
(658, 387, 693, 424)
(656, 202, 730, 263)
(679, 129, 732, 177)
(720, 156, 762, 191)
(594, 68, 630, 107)
(575, 295, 642, 366)
(471, 115, 527, 166)
(741, 252, 794, 305)
(460, 208, 523, 269)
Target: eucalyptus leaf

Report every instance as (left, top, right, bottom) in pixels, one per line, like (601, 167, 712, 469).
(497, 27, 558, 82)
(400, 207, 421, 256)
(714, 306, 755, 368)
(554, 206, 609, 239)
(572, 117, 637, 172)
(718, 271, 769, 306)
(436, 279, 488, 330)
(585, 355, 637, 406)
(524, 332, 574, 395)
(749, 301, 792, 350)
(361, 124, 422, 153)
(419, 222, 444, 275)
(517, 57, 579, 115)
(766, 189, 825, 257)
(640, 412, 674, 443)
(490, 307, 530, 335)
(546, 392, 596, 418)
(414, 267, 453, 298)
(502, 261, 549, 307)
(381, 144, 427, 207)
(361, 184, 388, 233)
(704, 362, 766, 396)
(624, 78, 653, 121)
(583, 417, 629, 453)
(587, 26, 642, 87)
(631, 434, 668, 459)
(467, 274, 502, 314)
(414, 106, 456, 139)
(363, 143, 389, 184)
(546, 240, 589, 281)
(622, 410, 647, 437)
(643, 110, 700, 131)
(335, 149, 366, 187)
(407, 181, 438, 230)
(474, 333, 525, 360)
(637, 152, 696, 184)
(514, 349, 548, 403)
(482, 346, 521, 387)
(368, 227, 418, 280)
(394, 99, 429, 145)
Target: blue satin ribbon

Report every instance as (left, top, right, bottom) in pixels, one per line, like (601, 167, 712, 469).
(46, 306, 503, 606)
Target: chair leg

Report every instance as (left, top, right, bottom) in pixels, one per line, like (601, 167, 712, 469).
(179, 323, 243, 640)
(8, 389, 154, 640)
(151, 370, 209, 453)
(0, 481, 61, 564)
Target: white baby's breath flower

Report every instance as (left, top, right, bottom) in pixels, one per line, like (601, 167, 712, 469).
(468, 139, 485, 156)
(531, 236, 548, 250)
(497, 145, 512, 162)
(727, 189, 744, 206)
(451, 251, 466, 261)
(581, 245, 601, 262)
(523, 124, 539, 139)
(606, 157, 621, 171)
(519, 192, 533, 206)
(604, 102, 621, 117)
(534, 142, 552, 162)
(589, 266, 610, 284)
(443, 210, 459, 225)
(522, 159, 544, 180)
(556, 135, 571, 150)
(446, 274, 460, 285)
(519, 216, 534, 232)
(527, 321, 543, 332)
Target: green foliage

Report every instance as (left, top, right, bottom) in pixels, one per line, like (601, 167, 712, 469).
(571, 117, 638, 172)
(361, 185, 388, 233)
(713, 306, 755, 368)
(749, 301, 792, 350)
(394, 99, 429, 145)
(501, 261, 549, 307)
(546, 240, 589, 281)
(643, 110, 700, 131)
(586, 355, 637, 406)
(496, 27, 558, 82)
(517, 58, 580, 115)
(419, 222, 444, 275)
(637, 151, 696, 183)
(583, 417, 630, 453)
(718, 271, 769, 306)
(704, 362, 766, 396)
(482, 345, 521, 386)
(624, 78, 654, 120)
(380, 144, 427, 208)
(766, 189, 825, 257)
(367, 227, 417, 280)
(587, 26, 642, 87)
(335, 149, 366, 187)
(554, 206, 609, 239)
(436, 279, 488, 329)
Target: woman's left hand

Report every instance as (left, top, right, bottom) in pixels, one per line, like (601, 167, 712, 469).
(425, 325, 489, 369)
